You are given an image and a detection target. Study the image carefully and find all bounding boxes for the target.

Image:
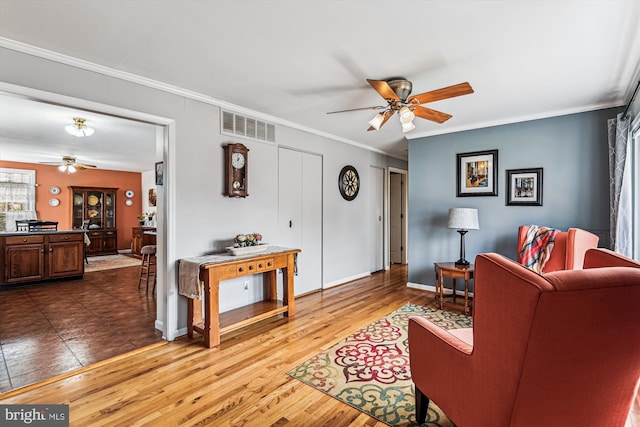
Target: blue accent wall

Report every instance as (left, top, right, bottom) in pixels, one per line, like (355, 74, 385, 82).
(408, 107, 621, 286)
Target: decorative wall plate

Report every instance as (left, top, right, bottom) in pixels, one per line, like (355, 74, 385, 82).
(88, 195, 99, 206)
(49, 186, 61, 195)
(125, 190, 134, 198)
(49, 198, 60, 207)
(125, 199, 133, 206)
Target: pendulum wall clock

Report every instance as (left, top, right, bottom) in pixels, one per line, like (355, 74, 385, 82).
(223, 143, 249, 198)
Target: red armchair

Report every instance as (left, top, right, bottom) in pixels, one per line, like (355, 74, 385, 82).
(409, 248, 640, 427)
(517, 225, 599, 272)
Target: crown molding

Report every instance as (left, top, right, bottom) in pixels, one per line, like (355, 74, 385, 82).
(406, 101, 625, 140)
(0, 37, 392, 158)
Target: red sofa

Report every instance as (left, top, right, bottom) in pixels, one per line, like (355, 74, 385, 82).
(409, 248, 640, 426)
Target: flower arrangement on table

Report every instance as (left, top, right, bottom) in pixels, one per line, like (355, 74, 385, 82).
(234, 233, 263, 247)
(138, 212, 155, 225)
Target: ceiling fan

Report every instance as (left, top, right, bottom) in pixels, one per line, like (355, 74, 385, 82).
(327, 78, 474, 132)
(40, 156, 97, 173)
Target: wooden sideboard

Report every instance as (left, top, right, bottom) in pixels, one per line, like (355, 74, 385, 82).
(180, 247, 300, 348)
(1, 230, 85, 285)
(131, 227, 156, 256)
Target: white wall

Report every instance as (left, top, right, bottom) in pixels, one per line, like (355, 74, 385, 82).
(0, 47, 407, 339)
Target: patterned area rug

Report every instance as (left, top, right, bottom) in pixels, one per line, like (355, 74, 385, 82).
(85, 254, 141, 272)
(288, 303, 473, 426)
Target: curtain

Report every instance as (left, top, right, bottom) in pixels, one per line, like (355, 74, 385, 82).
(607, 113, 632, 256)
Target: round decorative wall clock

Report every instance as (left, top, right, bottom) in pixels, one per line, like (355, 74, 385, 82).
(338, 165, 360, 201)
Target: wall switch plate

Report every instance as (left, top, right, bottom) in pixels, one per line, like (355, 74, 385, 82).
(243, 281, 249, 291)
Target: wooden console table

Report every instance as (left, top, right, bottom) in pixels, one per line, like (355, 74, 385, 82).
(179, 247, 300, 348)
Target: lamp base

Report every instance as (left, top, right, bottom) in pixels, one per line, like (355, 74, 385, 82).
(455, 258, 470, 268)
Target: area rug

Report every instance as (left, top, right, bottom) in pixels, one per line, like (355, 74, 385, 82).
(85, 254, 141, 272)
(288, 303, 472, 426)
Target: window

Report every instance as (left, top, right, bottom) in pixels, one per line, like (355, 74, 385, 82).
(0, 168, 37, 232)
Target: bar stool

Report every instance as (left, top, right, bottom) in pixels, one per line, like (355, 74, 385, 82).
(138, 245, 157, 293)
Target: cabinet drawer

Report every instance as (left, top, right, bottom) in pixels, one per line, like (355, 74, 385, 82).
(256, 258, 274, 272)
(245, 261, 258, 274)
(89, 231, 102, 237)
(5, 235, 44, 245)
(235, 263, 249, 275)
(48, 233, 83, 243)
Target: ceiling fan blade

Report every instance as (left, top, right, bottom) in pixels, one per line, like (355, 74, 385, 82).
(367, 110, 394, 131)
(412, 106, 452, 124)
(326, 105, 386, 114)
(74, 163, 97, 170)
(408, 82, 474, 105)
(367, 79, 400, 102)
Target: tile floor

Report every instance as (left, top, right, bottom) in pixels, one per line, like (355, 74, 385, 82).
(0, 264, 162, 392)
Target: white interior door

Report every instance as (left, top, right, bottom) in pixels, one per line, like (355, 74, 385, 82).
(278, 147, 322, 296)
(370, 166, 384, 272)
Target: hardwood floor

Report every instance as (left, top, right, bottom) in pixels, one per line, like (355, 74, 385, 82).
(0, 264, 638, 426)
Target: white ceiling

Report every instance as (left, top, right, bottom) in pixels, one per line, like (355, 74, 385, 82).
(1, 0, 639, 169)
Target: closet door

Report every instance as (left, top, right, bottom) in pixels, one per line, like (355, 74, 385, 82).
(278, 147, 322, 296)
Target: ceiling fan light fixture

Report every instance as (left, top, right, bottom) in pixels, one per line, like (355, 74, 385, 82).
(402, 121, 416, 133)
(65, 117, 95, 137)
(59, 164, 77, 174)
(399, 106, 415, 124)
(368, 113, 385, 130)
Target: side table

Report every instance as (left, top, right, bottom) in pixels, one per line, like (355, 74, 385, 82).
(434, 262, 474, 314)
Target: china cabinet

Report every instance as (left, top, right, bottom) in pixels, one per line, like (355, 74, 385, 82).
(70, 186, 118, 256)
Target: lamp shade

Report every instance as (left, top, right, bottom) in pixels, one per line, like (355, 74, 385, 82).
(368, 113, 384, 130)
(447, 208, 479, 230)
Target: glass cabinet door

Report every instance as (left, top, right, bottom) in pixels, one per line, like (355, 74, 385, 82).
(72, 191, 84, 229)
(105, 193, 115, 228)
(87, 190, 103, 228)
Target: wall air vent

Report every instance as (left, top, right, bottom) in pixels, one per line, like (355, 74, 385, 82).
(221, 110, 276, 144)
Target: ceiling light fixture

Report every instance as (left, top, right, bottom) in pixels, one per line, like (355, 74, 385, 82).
(59, 164, 76, 174)
(368, 113, 385, 130)
(399, 106, 415, 124)
(402, 122, 416, 133)
(65, 117, 95, 137)
(399, 106, 416, 133)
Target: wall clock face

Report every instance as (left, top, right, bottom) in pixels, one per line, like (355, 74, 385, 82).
(232, 152, 245, 169)
(339, 165, 360, 201)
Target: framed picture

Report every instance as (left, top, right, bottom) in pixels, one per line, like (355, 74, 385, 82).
(456, 149, 498, 197)
(506, 168, 543, 206)
(155, 161, 164, 186)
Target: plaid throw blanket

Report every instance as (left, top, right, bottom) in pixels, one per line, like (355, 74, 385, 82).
(519, 225, 558, 273)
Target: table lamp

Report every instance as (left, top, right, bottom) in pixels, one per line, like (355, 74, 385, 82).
(447, 208, 479, 267)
